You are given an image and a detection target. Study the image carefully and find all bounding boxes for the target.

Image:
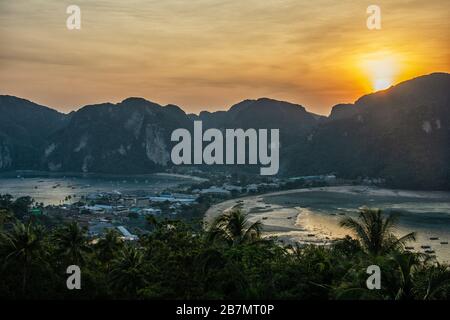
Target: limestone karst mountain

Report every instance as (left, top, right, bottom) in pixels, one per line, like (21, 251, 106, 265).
(1, 72, 449, 189)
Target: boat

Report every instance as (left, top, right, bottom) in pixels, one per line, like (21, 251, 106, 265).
(421, 245, 431, 249)
(430, 237, 439, 240)
(405, 246, 414, 250)
(424, 250, 435, 254)
(440, 242, 448, 245)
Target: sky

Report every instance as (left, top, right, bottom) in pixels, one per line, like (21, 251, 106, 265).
(0, 0, 449, 115)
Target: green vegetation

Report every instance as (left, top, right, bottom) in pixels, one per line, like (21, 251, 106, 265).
(207, 209, 262, 246)
(339, 208, 416, 256)
(0, 195, 449, 300)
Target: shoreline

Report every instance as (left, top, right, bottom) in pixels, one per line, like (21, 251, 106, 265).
(0, 170, 207, 182)
(0, 173, 202, 206)
(205, 186, 450, 261)
(154, 172, 208, 182)
(205, 185, 450, 224)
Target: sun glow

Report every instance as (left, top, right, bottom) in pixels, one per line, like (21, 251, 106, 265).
(373, 78, 392, 91)
(360, 53, 400, 91)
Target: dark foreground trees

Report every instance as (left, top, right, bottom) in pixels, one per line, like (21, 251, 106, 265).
(0, 207, 449, 300)
(207, 209, 262, 246)
(339, 208, 416, 255)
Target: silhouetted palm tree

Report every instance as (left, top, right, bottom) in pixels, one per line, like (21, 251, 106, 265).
(391, 251, 421, 300)
(0, 221, 47, 293)
(53, 221, 90, 265)
(419, 262, 450, 300)
(0, 208, 14, 229)
(207, 209, 262, 246)
(390, 252, 450, 300)
(96, 228, 123, 265)
(339, 208, 415, 255)
(109, 245, 146, 298)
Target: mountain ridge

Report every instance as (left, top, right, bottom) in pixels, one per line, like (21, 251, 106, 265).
(0, 72, 449, 189)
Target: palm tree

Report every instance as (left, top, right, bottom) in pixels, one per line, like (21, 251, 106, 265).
(390, 251, 421, 300)
(109, 245, 146, 298)
(339, 208, 415, 256)
(389, 252, 450, 300)
(53, 221, 90, 265)
(0, 221, 47, 294)
(207, 209, 262, 246)
(0, 208, 14, 229)
(95, 228, 123, 265)
(419, 262, 450, 300)
(146, 214, 159, 228)
(0, 194, 13, 208)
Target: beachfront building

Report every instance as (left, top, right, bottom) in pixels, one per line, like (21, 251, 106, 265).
(148, 193, 198, 204)
(82, 204, 115, 213)
(88, 221, 114, 237)
(139, 208, 162, 215)
(117, 226, 138, 241)
(245, 184, 259, 193)
(289, 174, 337, 182)
(222, 184, 243, 193)
(199, 186, 231, 196)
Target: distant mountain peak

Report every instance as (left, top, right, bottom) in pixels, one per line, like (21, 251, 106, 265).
(229, 97, 307, 114)
(120, 97, 157, 106)
(355, 72, 450, 106)
(0, 95, 62, 114)
(1, 72, 449, 189)
(162, 104, 186, 116)
(328, 72, 450, 121)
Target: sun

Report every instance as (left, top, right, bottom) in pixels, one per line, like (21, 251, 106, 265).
(373, 77, 393, 91)
(360, 52, 400, 91)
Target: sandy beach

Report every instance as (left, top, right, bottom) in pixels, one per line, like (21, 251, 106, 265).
(205, 186, 450, 262)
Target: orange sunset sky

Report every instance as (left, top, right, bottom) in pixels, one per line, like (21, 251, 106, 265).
(0, 0, 449, 115)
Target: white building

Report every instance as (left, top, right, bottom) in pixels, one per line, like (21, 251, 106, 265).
(117, 226, 138, 241)
(246, 184, 259, 192)
(139, 208, 162, 215)
(222, 184, 243, 192)
(200, 186, 231, 196)
(83, 205, 114, 213)
(148, 193, 198, 204)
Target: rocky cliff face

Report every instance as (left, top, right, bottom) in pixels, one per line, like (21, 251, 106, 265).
(1, 73, 449, 189)
(41, 98, 191, 174)
(39, 97, 319, 174)
(0, 95, 68, 170)
(0, 142, 12, 169)
(285, 73, 450, 189)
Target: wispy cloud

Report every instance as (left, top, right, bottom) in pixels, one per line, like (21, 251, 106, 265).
(0, 0, 448, 114)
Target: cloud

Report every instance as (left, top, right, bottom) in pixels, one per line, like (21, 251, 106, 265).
(0, 0, 448, 115)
